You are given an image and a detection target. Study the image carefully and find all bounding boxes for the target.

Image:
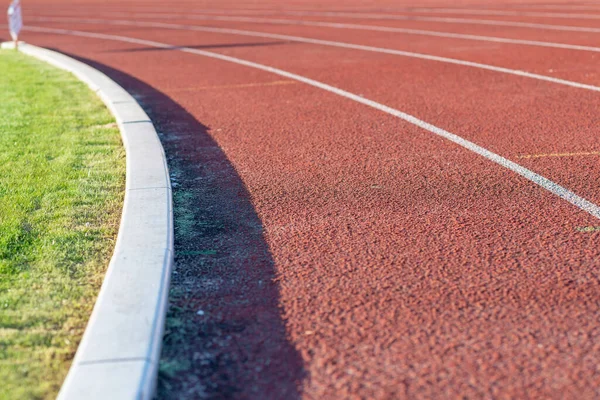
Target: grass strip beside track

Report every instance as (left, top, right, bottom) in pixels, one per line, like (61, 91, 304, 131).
(0, 49, 125, 399)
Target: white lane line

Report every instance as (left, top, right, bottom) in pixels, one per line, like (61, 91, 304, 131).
(19, 25, 600, 221)
(404, 7, 600, 20)
(327, 5, 600, 12)
(29, 17, 600, 94)
(30, 12, 600, 54)
(501, 4, 600, 11)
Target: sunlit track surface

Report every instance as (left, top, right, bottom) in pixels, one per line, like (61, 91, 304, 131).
(14, 0, 600, 398)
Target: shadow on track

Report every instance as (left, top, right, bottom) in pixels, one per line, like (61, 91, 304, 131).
(105, 41, 293, 53)
(56, 51, 305, 399)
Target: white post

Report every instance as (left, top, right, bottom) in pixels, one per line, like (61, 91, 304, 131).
(7, 0, 22, 50)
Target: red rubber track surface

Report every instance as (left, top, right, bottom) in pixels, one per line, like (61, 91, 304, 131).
(13, 0, 600, 398)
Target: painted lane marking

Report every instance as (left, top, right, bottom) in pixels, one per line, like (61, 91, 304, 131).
(575, 226, 600, 233)
(518, 151, 600, 159)
(576, 226, 600, 232)
(31, 12, 600, 54)
(401, 7, 600, 20)
(319, 5, 600, 13)
(503, 5, 600, 11)
(19, 25, 600, 221)
(29, 17, 600, 94)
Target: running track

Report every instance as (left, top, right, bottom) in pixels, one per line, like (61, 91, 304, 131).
(12, 0, 600, 398)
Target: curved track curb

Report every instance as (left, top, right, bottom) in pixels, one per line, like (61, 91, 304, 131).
(2, 42, 173, 400)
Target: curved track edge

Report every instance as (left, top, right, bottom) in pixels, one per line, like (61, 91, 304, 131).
(1, 41, 174, 400)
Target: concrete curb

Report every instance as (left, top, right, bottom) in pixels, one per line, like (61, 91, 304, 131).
(2, 42, 174, 399)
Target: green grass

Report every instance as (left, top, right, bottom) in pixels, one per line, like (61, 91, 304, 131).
(0, 50, 125, 399)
